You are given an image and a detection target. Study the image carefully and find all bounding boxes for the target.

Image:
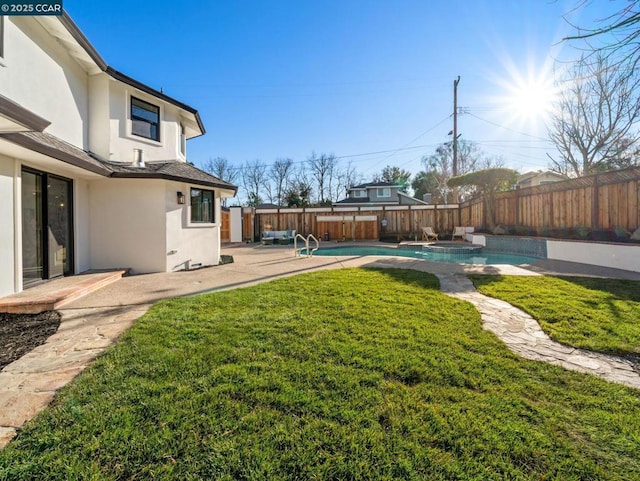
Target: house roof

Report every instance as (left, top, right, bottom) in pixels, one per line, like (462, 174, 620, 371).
(0, 94, 51, 133)
(335, 197, 373, 205)
(36, 13, 205, 137)
(0, 131, 112, 175)
(350, 181, 400, 189)
(107, 161, 237, 193)
(518, 171, 567, 183)
(0, 131, 237, 193)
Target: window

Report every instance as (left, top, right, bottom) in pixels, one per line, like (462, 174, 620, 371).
(179, 123, 186, 156)
(377, 188, 391, 198)
(131, 97, 160, 141)
(190, 188, 214, 223)
(353, 190, 366, 198)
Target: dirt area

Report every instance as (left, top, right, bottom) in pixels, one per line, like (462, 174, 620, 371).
(0, 311, 60, 371)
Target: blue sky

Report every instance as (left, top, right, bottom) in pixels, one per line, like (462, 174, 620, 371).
(64, 0, 615, 189)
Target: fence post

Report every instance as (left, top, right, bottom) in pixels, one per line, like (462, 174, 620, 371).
(592, 174, 600, 230)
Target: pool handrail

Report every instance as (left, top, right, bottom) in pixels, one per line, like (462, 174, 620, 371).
(294, 234, 320, 257)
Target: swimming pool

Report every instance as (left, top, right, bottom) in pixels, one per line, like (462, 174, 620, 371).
(305, 245, 540, 265)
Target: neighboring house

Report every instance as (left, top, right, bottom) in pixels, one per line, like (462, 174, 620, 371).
(517, 171, 568, 189)
(334, 182, 427, 207)
(0, 13, 237, 297)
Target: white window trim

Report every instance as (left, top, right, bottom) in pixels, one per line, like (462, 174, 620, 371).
(377, 188, 391, 198)
(352, 189, 366, 198)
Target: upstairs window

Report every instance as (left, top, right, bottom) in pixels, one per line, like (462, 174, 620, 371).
(131, 97, 160, 141)
(190, 188, 214, 223)
(377, 188, 391, 198)
(353, 190, 366, 198)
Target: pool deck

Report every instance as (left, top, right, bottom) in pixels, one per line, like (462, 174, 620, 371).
(1, 241, 640, 449)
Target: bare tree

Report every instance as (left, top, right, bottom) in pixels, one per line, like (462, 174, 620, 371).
(563, 1, 640, 73)
(241, 159, 268, 206)
(332, 161, 362, 201)
(307, 152, 337, 204)
(202, 157, 238, 206)
(421, 139, 486, 202)
(548, 54, 640, 176)
(268, 158, 294, 206)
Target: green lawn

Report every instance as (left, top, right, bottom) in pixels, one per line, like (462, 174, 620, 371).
(470, 275, 640, 355)
(1, 268, 640, 480)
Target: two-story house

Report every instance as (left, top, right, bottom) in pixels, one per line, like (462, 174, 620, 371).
(0, 12, 237, 297)
(334, 182, 427, 207)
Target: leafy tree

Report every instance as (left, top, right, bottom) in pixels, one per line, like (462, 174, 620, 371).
(548, 54, 640, 176)
(372, 165, 412, 192)
(448, 168, 519, 230)
(284, 182, 312, 207)
(412, 171, 442, 203)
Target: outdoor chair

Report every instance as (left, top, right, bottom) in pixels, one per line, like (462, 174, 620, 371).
(452, 226, 466, 241)
(421, 226, 438, 242)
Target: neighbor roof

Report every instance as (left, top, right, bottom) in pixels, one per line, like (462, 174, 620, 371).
(350, 182, 401, 189)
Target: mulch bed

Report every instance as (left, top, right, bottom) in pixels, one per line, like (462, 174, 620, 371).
(0, 311, 61, 371)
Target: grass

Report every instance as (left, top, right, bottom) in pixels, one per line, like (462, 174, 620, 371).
(1, 268, 640, 480)
(470, 275, 640, 355)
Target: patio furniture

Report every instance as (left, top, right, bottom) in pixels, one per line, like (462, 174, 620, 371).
(261, 229, 296, 245)
(452, 226, 466, 241)
(421, 226, 438, 241)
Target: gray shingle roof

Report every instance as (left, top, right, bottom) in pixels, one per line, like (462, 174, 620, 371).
(107, 161, 237, 192)
(0, 131, 111, 175)
(0, 131, 237, 193)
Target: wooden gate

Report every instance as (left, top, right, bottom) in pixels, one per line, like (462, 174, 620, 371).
(316, 215, 378, 241)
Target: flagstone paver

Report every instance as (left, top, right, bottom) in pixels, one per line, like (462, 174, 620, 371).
(436, 272, 640, 389)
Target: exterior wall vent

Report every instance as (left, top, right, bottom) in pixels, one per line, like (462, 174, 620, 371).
(133, 149, 145, 167)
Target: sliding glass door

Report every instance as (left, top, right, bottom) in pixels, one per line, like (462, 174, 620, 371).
(21, 168, 73, 286)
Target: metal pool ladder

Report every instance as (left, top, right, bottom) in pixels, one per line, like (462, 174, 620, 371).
(294, 234, 320, 257)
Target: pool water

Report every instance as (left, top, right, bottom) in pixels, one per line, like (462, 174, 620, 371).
(305, 246, 540, 265)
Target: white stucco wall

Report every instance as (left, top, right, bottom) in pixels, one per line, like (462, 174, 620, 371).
(89, 179, 167, 273)
(547, 240, 640, 273)
(106, 82, 187, 164)
(73, 179, 91, 273)
(0, 157, 16, 297)
(165, 183, 220, 271)
(0, 17, 88, 148)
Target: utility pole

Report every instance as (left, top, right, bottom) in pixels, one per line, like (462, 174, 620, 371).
(452, 76, 460, 177)
(452, 76, 460, 204)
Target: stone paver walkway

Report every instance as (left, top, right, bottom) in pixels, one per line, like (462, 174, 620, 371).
(0, 305, 150, 448)
(437, 272, 640, 389)
(1, 245, 639, 449)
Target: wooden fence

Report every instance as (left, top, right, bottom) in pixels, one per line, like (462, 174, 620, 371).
(220, 209, 230, 242)
(231, 166, 640, 242)
(241, 205, 460, 242)
(460, 166, 640, 233)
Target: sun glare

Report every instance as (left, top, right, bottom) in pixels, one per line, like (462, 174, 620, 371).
(506, 76, 557, 122)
